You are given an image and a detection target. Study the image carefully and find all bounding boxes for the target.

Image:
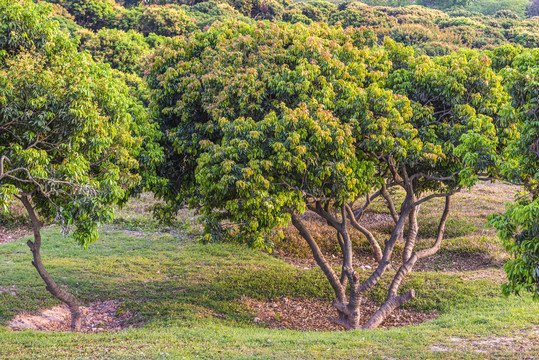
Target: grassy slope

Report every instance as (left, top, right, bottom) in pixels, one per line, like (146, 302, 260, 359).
(0, 185, 538, 359)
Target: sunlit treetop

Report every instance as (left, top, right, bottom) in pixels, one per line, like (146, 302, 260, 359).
(0, 0, 161, 246)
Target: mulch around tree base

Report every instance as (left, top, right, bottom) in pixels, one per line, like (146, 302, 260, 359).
(8, 300, 133, 333)
(244, 296, 439, 331)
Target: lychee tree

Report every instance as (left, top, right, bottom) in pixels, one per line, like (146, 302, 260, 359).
(0, 0, 160, 331)
(147, 21, 512, 329)
(490, 48, 539, 299)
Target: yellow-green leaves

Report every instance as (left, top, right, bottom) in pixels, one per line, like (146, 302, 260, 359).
(195, 102, 373, 249)
(0, 0, 155, 247)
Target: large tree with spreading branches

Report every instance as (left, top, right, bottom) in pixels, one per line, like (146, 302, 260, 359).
(147, 21, 513, 329)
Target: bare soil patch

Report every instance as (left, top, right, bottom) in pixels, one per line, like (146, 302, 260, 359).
(283, 247, 501, 274)
(8, 300, 133, 333)
(244, 296, 438, 331)
(447, 327, 539, 356)
(0, 227, 30, 244)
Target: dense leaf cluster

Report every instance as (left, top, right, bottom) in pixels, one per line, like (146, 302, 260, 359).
(0, 0, 160, 245)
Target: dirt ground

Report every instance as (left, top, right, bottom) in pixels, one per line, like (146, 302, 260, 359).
(8, 300, 133, 333)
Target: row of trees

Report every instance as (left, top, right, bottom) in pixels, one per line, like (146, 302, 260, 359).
(44, 0, 539, 56)
(1, 0, 538, 330)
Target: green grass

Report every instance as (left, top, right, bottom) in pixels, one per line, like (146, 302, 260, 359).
(0, 225, 538, 359)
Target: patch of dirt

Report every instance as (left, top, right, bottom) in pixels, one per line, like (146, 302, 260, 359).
(282, 255, 379, 271)
(359, 212, 395, 232)
(447, 328, 539, 357)
(414, 251, 502, 272)
(8, 300, 133, 333)
(0, 285, 17, 296)
(430, 345, 450, 352)
(284, 248, 501, 275)
(243, 296, 439, 331)
(0, 227, 30, 244)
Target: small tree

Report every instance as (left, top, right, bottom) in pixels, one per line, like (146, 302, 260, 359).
(0, 0, 157, 331)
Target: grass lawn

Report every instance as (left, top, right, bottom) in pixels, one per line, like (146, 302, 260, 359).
(0, 185, 538, 359)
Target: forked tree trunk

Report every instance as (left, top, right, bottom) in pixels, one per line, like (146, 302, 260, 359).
(363, 195, 452, 329)
(20, 194, 82, 332)
(292, 197, 414, 330)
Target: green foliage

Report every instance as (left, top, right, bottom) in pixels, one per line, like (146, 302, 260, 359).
(121, 5, 195, 36)
(147, 20, 413, 240)
(54, 0, 120, 30)
(359, 0, 416, 6)
(468, 0, 529, 17)
(487, 44, 523, 71)
(184, 1, 253, 29)
(0, 0, 160, 247)
(282, 1, 336, 24)
(78, 28, 150, 75)
(224, 0, 292, 20)
(148, 19, 512, 253)
(490, 198, 539, 299)
(197, 104, 373, 248)
(489, 48, 539, 299)
(416, 0, 474, 9)
(0, 1, 66, 63)
(37, 0, 539, 58)
(384, 42, 511, 190)
(331, 2, 397, 28)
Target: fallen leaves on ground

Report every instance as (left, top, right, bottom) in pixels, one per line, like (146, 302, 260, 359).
(243, 296, 439, 331)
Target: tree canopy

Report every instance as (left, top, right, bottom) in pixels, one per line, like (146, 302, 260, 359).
(147, 20, 515, 329)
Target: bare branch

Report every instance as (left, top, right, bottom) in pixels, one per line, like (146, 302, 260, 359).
(307, 202, 342, 230)
(345, 204, 383, 263)
(412, 189, 459, 208)
(410, 170, 460, 182)
(380, 182, 399, 224)
(352, 190, 380, 220)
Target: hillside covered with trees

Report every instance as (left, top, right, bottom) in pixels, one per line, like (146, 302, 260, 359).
(1, 0, 538, 358)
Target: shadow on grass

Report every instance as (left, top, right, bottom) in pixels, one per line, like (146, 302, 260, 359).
(0, 228, 509, 331)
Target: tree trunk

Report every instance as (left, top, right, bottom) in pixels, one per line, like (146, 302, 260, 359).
(402, 204, 420, 263)
(20, 194, 82, 332)
(363, 195, 452, 329)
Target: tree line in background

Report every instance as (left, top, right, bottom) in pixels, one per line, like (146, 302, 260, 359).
(45, 0, 539, 56)
(0, 0, 538, 331)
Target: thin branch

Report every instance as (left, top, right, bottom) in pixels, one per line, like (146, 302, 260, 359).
(412, 189, 459, 208)
(352, 190, 380, 221)
(410, 170, 460, 182)
(345, 204, 383, 263)
(380, 182, 399, 224)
